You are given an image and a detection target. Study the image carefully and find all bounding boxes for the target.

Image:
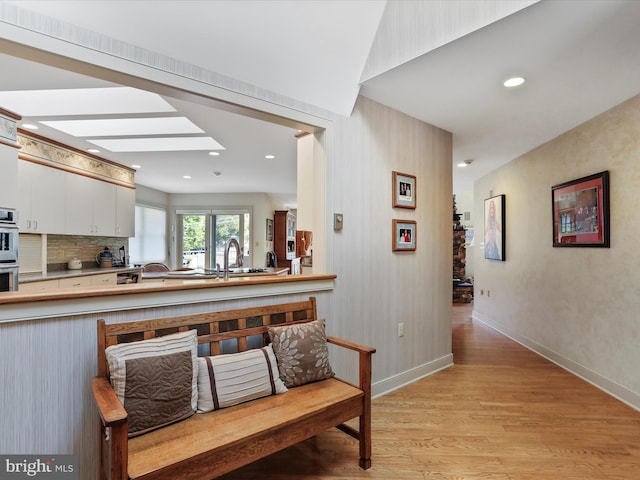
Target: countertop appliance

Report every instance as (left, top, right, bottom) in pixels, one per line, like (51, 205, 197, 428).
(67, 258, 82, 270)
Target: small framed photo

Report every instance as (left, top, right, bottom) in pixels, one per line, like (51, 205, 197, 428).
(484, 194, 505, 261)
(393, 220, 416, 251)
(266, 218, 274, 241)
(552, 170, 610, 247)
(393, 171, 416, 209)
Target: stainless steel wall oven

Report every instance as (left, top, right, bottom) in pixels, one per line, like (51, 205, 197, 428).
(0, 208, 19, 291)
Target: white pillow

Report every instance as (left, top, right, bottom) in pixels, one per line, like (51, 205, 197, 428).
(196, 344, 287, 413)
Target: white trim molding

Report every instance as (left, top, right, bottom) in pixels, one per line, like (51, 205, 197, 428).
(372, 353, 453, 399)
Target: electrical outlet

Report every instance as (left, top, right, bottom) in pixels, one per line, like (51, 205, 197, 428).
(487, 290, 491, 298)
(397, 322, 405, 337)
(480, 289, 484, 295)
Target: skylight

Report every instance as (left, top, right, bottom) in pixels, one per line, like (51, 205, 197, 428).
(40, 117, 204, 137)
(0, 87, 175, 116)
(87, 137, 225, 152)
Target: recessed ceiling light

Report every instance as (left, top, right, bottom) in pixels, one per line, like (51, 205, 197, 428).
(131, 164, 141, 169)
(504, 77, 526, 88)
(213, 171, 222, 176)
(22, 124, 38, 130)
(183, 175, 191, 179)
(87, 148, 100, 153)
(265, 154, 275, 159)
(457, 162, 468, 168)
(209, 151, 220, 156)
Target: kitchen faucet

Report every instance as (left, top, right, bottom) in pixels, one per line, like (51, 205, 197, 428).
(223, 238, 243, 280)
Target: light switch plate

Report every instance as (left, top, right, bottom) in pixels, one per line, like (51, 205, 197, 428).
(333, 213, 343, 231)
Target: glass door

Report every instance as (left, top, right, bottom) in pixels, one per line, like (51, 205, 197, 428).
(181, 214, 207, 269)
(212, 213, 250, 268)
(179, 210, 250, 270)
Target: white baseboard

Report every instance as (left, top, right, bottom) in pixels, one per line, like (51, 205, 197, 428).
(372, 353, 453, 399)
(472, 310, 640, 412)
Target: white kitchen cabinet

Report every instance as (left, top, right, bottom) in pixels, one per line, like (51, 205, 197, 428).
(115, 186, 135, 237)
(19, 279, 60, 292)
(65, 174, 116, 236)
(59, 276, 92, 288)
(0, 145, 18, 209)
(90, 273, 117, 286)
(17, 161, 67, 234)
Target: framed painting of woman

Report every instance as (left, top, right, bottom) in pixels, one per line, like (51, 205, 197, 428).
(484, 194, 505, 261)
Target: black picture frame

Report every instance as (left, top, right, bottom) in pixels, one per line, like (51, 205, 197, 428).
(552, 170, 610, 247)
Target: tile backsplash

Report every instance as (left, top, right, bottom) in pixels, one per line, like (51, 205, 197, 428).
(47, 235, 129, 271)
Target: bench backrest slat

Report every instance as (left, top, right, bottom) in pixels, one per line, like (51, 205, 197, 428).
(97, 297, 317, 378)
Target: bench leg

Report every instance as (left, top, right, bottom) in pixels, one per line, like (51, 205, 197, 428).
(358, 412, 372, 469)
(358, 348, 373, 469)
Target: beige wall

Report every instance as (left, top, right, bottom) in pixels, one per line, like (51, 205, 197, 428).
(473, 94, 640, 409)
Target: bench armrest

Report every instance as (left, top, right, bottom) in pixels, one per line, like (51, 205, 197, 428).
(92, 377, 127, 427)
(327, 336, 375, 394)
(327, 336, 376, 355)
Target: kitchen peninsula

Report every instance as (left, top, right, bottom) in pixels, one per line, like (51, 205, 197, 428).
(0, 272, 336, 480)
(0, 272, 336, 322)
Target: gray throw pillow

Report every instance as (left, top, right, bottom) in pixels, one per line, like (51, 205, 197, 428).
(105, 329, 198, 437)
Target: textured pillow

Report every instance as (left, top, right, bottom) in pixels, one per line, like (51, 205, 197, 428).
(105, 329, 198, 437)
(267, 320, 335, 388)
(196, 344, 287, 412)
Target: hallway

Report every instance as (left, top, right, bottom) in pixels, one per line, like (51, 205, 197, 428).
(220, 304, 640, 479)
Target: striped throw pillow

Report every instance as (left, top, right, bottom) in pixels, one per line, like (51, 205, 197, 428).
(196, 344, 287, 413)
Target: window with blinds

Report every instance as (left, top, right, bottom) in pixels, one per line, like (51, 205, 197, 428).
(129, 205, 167, 265)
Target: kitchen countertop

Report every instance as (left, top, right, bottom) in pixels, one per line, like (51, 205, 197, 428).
(141, 267, 289, 280)
(19, 266, 142, 283)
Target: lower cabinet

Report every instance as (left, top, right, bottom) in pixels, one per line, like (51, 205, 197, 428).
(59, 276, 93, 288)
(19, 279, 60, 293)
(20, 273, 117, 292)
(90, 273, 117, 286)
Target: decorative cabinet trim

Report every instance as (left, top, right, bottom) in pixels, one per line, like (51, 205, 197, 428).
(0, 110, 20, 148)
(17, 131, 135, 188)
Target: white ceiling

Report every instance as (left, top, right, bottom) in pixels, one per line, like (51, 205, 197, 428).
(2, 0, 640, 198)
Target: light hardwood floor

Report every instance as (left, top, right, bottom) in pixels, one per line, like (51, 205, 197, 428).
(219, 303, 640, 479)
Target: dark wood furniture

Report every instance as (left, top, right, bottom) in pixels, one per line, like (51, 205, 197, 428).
(273, 210, 296, 270)
(92, 297, 375, 480)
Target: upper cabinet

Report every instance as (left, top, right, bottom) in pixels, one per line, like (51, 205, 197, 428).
(66, 173, 117, 237)
(274, 210, 296, 269)
(17, 160, 135, 238)
(18, 161, 67, 234)
(0, 146, 18, 210)
(0, 108, 20, 210)
(115, 186, 136, 238)
(16, 132, 136, 238)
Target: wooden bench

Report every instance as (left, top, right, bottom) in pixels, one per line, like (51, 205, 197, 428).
(92, 297, 376, 480)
